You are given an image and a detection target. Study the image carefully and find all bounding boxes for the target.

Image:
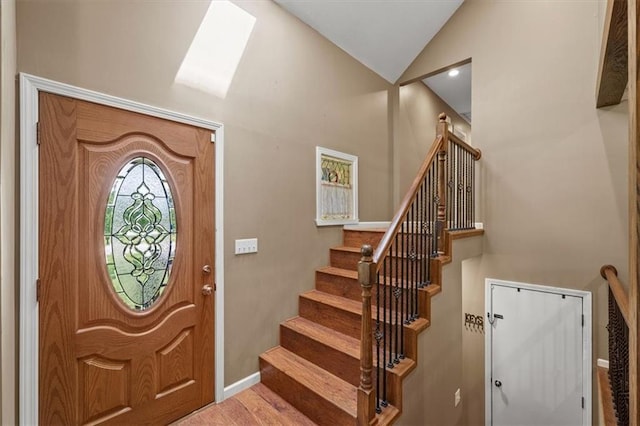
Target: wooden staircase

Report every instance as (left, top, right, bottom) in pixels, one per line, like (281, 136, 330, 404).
(259, 114, 482, 425)
(258, 227, 472, 425)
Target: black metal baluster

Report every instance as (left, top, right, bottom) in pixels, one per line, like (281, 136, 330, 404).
(451, 143, 456, 229)
(427, 166, 433, 281)
(460, 147, 465, 229)
(433, 160, 439, 256)
(375, 270, 382, 413)
(467, 149, 472, 229)
(382, 244, 390, 407)
(420, 175, 426, 289)
(455, 145, 462, 229)
(464, 149, 469, 229)
(394, 232, 401, 364)
(467, 153, 473, 229)
(471, 150, 475, 228)
(403, 206, 416, 322)
(406, 204, 413, 325)
(423, 171, 429, 287)
(447, 141, 452, 229)
(418, 179, 425, 321)
(608, 287, 629, 425)
(415, 196, 420, 317)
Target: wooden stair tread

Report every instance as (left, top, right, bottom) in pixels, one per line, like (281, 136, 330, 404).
(283, 317, 360, 359)
(261, 346, 357, 417)
(376, 403, 401, 425)
(317, 265, 358, 279)
(302, 290, 361, 315)
(331, 245, 362, 253)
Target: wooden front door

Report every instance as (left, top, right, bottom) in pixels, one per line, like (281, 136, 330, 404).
(39, 92, 215, 425)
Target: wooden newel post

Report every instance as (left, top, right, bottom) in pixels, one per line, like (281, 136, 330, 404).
(357, 244, 378, 426)
(436, 112, 449, 253)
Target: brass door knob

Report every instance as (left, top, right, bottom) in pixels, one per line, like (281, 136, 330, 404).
(202, 285, 213, 296)
(202, 265, 212, 274)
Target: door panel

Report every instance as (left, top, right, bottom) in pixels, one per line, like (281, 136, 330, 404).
(490, 285, 583, 426)
(39, 92, 215, 425)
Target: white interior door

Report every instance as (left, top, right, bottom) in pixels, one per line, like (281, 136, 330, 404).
(488, 282, 585, 426)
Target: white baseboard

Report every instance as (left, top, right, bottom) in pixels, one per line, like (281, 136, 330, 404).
(597, 359, 609, 369)
(222, 371, 261, 400)
(343, 221, 391, 230)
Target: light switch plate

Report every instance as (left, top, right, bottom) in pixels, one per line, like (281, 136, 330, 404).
(235, 238, 258, 255)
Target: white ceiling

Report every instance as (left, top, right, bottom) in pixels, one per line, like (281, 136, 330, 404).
(273, 0, 464, 84)
(423, 62, 471, 122)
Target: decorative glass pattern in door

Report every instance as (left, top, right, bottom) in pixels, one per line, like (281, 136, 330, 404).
(104, 157, 177, 311)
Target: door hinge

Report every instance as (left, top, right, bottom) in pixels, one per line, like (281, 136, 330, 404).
(210, 132, 216, 143)
(582, 314, 584, 327)
(36, 278, 41, 302)
(36, 122, 41, 146)
(581, 397, 584, 408)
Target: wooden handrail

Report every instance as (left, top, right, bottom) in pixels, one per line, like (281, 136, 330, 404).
(448, 131, 482, 160)
(372, 134, 444, 265)
(601, 264, 630, 326)
(358, 112, 482, 423)
(372, 113, 482, 266)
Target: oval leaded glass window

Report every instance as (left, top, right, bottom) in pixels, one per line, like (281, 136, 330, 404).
(104, 157, 177, 311)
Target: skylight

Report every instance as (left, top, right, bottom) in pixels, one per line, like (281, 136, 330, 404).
(175, 0, 256, 99)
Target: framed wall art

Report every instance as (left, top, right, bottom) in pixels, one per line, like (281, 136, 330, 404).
(316, 147, 358, 226)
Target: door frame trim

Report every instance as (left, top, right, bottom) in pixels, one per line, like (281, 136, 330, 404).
(18, 73, 226, 425)
(484, 278, 592, 426)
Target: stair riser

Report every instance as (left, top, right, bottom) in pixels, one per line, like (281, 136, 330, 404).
(259, 358, 355, 426)
(280, 324, 361, 387)
(343, 228, 436, 252)
(278, 324, 408, 407)
(330, 249, 360, 270)
(299, 296, 361, 339)
(315, 270, 361, 300)
(343, 230, 385, 249)
(299, 296, 424, 353)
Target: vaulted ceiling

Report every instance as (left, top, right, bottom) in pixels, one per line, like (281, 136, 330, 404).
(273, 0, 464, 84)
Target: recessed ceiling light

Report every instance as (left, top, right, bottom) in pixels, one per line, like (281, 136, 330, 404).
(448, 69, 459, 77)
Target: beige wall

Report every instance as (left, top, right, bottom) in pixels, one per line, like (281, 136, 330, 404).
(1, 0, 17, 423)
(15, 0, 392, 391)
(397, 81, 471, 201)
(400, 1, 628, 423)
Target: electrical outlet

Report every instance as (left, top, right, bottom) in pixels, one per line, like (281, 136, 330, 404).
(235, 238, 258, 255)
(454, 388, 461, 407)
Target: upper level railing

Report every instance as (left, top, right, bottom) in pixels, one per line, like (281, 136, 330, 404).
(601, 265, 630, 426)
(357, 113, 481, 424)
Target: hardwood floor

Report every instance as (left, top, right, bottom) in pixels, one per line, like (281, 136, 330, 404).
(174, 383, 317, 425)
